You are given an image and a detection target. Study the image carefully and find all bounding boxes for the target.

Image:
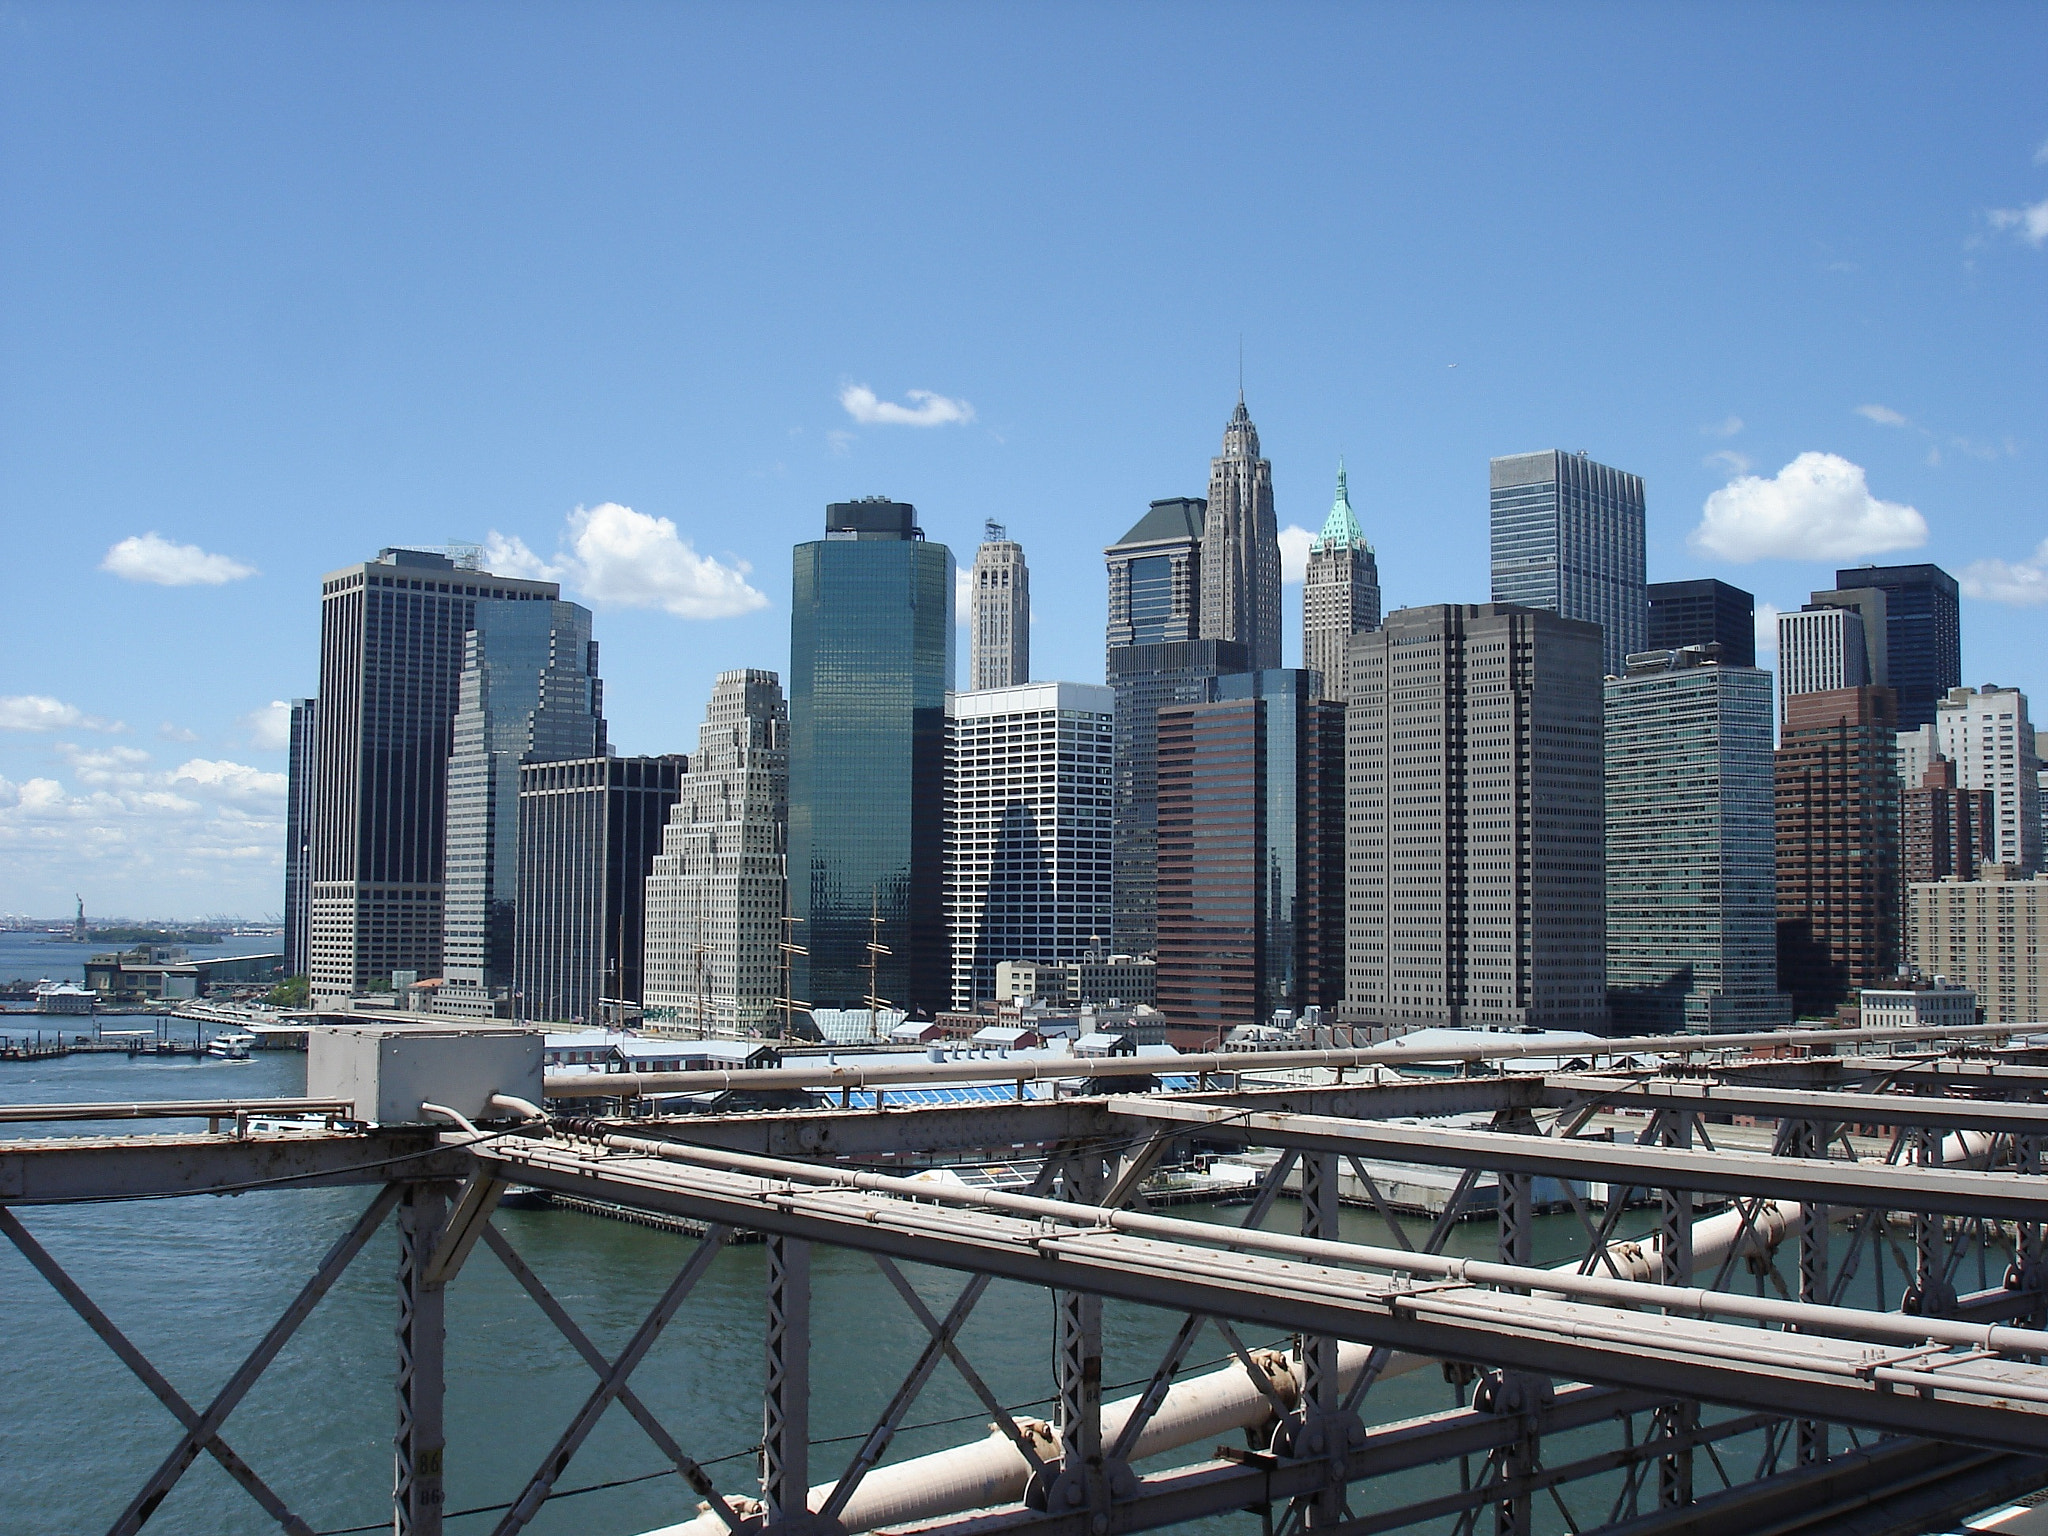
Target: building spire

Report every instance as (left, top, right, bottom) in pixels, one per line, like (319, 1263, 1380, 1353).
(1312, 457, 1369, 552)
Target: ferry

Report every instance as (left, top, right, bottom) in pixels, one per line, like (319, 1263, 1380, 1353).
(205, 1031, 256, 1061)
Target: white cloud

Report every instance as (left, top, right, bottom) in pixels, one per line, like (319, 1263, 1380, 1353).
(240, 700, 293, 751)
(1960, 540, 2048, 607)
(157, 722, 199, 742)
(1753, 602, 1781, 666)
(1701, 415, 1743, 438)
(1703, 449, 1752, 476)
(171, 758, 288, 798)
(58, 743, 153, 787)
(956, 564, 972, 623)
(837, 384, 976, 428)
(1278, 525, 1316, 586)
(0, 695, 125, 734)
(2036, 139, 2048, 167)
(1689, 453, 1927, 563)
(485, 504, 767, 621)
(101, 533, 257, 586)
(1855, 403, 1909, 427)
(826, 429, 856, 455)
(1989, 197, 2048, 248)
(0, 753, 287, 914)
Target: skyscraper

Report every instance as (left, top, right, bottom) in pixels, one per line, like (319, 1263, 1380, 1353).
(1201, 397, 1282, 670)
(283, 698, 317, 981)
(1903, 759, 1994, 886)
(1832, 564, 1961, 732)
(1103, 494, 1247, 955)
(1301, 462, 1380, 702)
(515, 754, 684, 1026)
(1605, 646, 1787, 1033)
(1156, 670, 1343, 1046)
(1489, 451, 1646, 678)
(439, 599, 605, 1017)
(1935, 685, 2043, 874)
(1106, 638, 1248, 955)
(943, 682, 1113, 1010)
(968, 522, 1030, 690)
(1345, 604, 1609, 1031)
(1775, 686, 1900, 1017)
(643, 670, 790, 1038)
(307, 548, 559, 1005)
(788, 499, 954, 1014)
(1777, 599, 1884, 722)
(1646, 579, 1755, 668)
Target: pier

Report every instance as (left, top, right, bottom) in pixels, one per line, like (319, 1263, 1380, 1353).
(5, 1018, 2048, 1536)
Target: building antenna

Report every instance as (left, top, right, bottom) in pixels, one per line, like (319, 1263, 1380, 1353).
(1237, 336, 1244, 404)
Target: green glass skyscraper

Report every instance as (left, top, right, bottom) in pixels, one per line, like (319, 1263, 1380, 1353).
(788, 499, 955, 1015)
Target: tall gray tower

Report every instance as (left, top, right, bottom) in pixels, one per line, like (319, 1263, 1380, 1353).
(1490, 450, 1646, 678)
(1301, 461, 1381, 701)
(968, 521, 1030, 689)
(1201, 396, 1282, 671)
(439, 598, 606, 1017)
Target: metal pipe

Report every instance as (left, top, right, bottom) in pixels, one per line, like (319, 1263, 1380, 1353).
(0, 1098, 355, 1124)
(549, 1021, 2016, 1100)
(487, 1094, 546, 1123)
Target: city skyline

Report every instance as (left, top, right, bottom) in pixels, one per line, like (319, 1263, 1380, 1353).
(5, 8, 2047, 916)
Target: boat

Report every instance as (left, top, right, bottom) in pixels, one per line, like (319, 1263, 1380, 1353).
(206, 1032, 255, 1061)
(33, 980, 96, 1016)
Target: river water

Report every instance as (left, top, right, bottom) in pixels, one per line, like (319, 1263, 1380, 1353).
(1, 1048, 1947, 1536)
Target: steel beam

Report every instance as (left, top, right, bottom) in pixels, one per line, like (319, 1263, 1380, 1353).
(395, 1182, 449, 1536)
(0, 1129, 468, 1203)
(0, 1097, 356, 1124)
(1108, 1098, 2048, 1220)
(763, 1233, 813, 1529)
(475, 1138, 2048, 1455)
(1542, 1073, 2048, 1133)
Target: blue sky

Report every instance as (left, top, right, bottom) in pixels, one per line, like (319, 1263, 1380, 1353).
(2, 3, 2044, 918)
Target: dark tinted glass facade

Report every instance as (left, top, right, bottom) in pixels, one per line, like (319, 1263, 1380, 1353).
(1646, 579, 1755, 668)
(283, 698, 316, 979)
(788, 504, 954, 1013)
(1106, 638, 1248, 955)
(516, 754, 683, 1024)
(1490, 451, 1647, 677)
(308, 549, 559, 1001)
(1832, 564, 1960, 731)
(1155, 669, 1342, 1047)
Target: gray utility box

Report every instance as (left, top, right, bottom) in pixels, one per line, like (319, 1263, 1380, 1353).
(308, 1023, 544, 1126)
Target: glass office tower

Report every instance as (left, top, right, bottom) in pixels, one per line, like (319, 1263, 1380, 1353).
(1832, 564, 1961, 732)
(1605, 645, 1788, 1033)
(788, 499, 955, 1015)
(1647, 579, 1755, 668)
(1490, 450, 1647, 678)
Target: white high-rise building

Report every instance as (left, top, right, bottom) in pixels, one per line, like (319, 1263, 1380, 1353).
(643, 670, 789, 1038)
(968, 522, 1030, 690)
(1936, 685, 2043, 874)
(1776, 603, 1872, 723)
(944, 682, 1114, 1011)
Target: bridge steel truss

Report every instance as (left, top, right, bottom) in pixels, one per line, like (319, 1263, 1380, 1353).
(6, 1030, 2048, 1536)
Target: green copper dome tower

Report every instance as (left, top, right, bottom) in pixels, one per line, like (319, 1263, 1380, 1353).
(1302, 460, 1381, 701)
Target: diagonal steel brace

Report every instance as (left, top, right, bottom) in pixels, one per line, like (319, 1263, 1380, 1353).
(0, 1205, 316, 1536)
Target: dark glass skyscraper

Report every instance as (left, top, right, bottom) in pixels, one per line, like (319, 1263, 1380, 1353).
(1155, 669, 1343, 1047)
(788, 499, 954, 1014)
(516, 754, 684, 1025)
(439, 598, 605, 1017)
(1647, 579, 1755, 668)
(1105, 499, 1205, 650)
(307, 548, 559, 1004)
(283, 698, 317, 981)
(1107, 638, 1247, 955)
(1491, 451, 1647, 678)
(1831, 564, 1961, 731)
